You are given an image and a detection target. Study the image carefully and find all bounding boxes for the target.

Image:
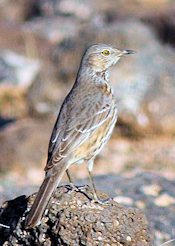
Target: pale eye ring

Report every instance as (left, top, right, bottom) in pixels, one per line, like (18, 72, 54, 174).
(101, 49, 110, 56)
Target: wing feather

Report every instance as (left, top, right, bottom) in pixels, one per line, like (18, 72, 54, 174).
(45, 92, 113, 171)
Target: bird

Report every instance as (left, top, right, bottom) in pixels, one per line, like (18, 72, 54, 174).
(25, 43, 135, 228)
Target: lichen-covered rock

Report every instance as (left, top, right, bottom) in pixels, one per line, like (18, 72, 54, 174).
(0, 185, 152, 245)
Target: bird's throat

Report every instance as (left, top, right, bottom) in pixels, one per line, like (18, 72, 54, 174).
(77, 66, 111, 90)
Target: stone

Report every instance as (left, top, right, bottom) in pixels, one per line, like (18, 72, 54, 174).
(142, 184, 161, 196)
(0, 185, 151, 245)
(1, 171, 175, 244)
(0, 50, 41, 118)
(0, 118, 52, 174)
(0, 50, 40, 88)
(154, 194, 175, 207)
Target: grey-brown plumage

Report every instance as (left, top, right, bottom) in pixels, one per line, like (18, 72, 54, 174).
(25, 44, 135, 228)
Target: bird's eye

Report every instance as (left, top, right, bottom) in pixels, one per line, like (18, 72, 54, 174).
(101, 49, 110, 56)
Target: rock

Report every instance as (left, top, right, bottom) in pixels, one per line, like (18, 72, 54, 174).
(23, 16, 82, 44)
(0, 86, 27, 118)
(0, 0, 43, 22)
(57, 0, 93, 20)
(154, 194, 175, 207)
(0, 117, 15, 130)
(1, 171, 175, 244)
(109, 21, 175, 135)
(0, 118, 53, 173)
(35, 0, 93, 20)
(0, 185, 151, 245)
(26, 57, 69, 116)
(0, 50, 41, 118)
(143, 5, 175, 47)
(0, 50, 40, 87)
(91, 173, 175, 245)
(142, 184, 161, 197)
(0, 57, 15, 83)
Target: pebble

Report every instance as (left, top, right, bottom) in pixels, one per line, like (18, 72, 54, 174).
(154, 193, 175, 207)
(142, 184, 161, 196)
(113, 196, 133, 205)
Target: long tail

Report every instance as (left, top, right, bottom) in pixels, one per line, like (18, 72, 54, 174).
(25, 163, 68, 228)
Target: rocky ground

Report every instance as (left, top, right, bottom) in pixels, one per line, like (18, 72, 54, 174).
(1, 172, 175, 245)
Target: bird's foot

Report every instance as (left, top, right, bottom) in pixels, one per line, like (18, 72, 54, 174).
(65, 183, 89, 193)
(65, 183, 79, 192)
(77, 184, 90, 191)
(65, 184, 111, 204)
(92, 193, 111, 205)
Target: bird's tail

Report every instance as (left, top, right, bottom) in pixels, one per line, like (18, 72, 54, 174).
(25, 163, 67, 228)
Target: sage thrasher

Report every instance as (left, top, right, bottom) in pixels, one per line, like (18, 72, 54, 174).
(25, 43, 135, 228)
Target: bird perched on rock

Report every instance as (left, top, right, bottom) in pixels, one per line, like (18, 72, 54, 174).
(25, 43, 135, 228)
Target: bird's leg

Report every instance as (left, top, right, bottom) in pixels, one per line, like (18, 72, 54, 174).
(87, 169, 99, 201)
(66, 169, 73, 183)
(87, 159, 101, 202)
(87, 160, 110, 204)
(66, 168, 87, 193)
(65, 169, 78, 192)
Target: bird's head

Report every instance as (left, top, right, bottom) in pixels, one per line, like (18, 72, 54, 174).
(83, 43, 135, 72)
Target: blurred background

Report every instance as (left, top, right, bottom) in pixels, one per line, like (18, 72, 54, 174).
(0, 0, 175, 243)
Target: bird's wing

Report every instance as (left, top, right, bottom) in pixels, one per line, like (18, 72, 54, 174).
(45, 93, 112, 171)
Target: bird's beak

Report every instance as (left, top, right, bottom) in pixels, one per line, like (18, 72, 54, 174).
(121, 49, 136, 55)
